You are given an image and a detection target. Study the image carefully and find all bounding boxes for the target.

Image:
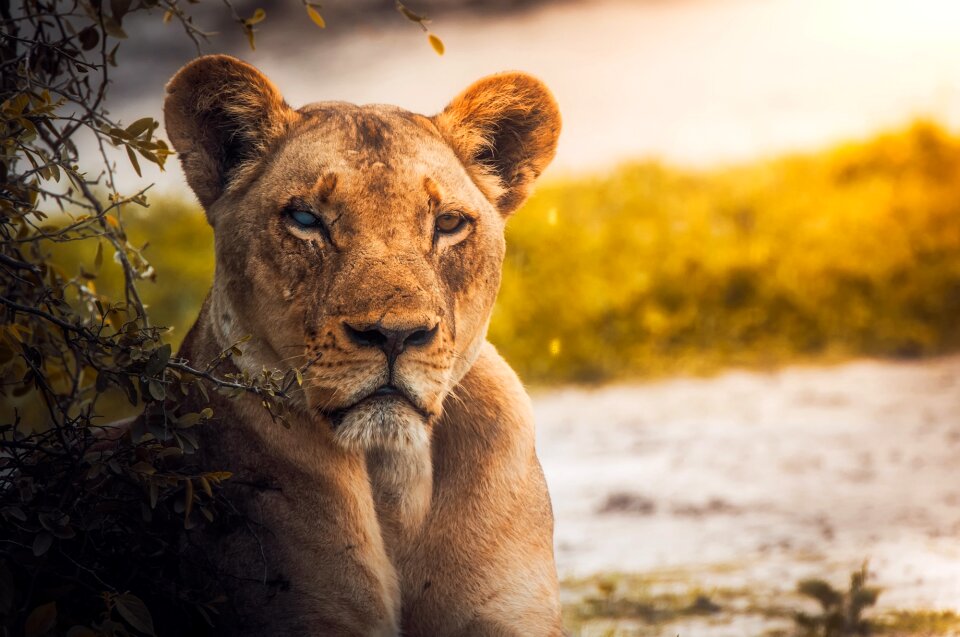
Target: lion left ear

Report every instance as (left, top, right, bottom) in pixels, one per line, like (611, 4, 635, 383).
(164, 55, 299, 212)
(434, 72, 561, 216)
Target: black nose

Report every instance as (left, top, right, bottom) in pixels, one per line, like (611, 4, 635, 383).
(343, 321, 438, 362)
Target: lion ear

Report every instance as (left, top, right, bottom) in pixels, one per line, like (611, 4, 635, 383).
(434, 72, 561, 216)
(164, 55, 298, 210)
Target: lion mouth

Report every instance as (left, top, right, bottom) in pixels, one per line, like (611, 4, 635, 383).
(327, 384, 429, 428)
(371, 384, 404, 398)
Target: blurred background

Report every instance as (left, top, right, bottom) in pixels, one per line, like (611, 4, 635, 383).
(57, 0, 960, 634)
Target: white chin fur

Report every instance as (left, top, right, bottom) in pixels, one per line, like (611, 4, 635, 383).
(331, 398, 429, 452)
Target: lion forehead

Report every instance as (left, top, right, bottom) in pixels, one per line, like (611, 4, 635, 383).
(250, 105, 493, 218)
(289, 103, 445, 167)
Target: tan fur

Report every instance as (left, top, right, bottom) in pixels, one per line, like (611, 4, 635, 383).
(164, 55, 562, 636)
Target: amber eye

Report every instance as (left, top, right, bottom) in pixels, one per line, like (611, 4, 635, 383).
(435, 212, 467, 235)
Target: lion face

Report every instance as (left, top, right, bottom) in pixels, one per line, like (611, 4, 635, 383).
(164, 56, 560, 451)
(211, 108, 507, 450)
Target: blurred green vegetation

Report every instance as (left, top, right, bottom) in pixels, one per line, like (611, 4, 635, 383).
(29, 198, 215, 425)
(54, 120, 960, 385)
(48, 195, 214, 349)
(494, 120, 960, 383)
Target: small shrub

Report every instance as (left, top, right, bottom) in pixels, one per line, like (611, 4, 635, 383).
(794, 564, 881, 637)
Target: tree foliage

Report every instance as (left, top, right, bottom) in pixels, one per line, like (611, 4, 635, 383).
(0, 1, 442, 634)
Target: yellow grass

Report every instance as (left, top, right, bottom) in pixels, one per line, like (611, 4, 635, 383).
(52, 120, 960, 385)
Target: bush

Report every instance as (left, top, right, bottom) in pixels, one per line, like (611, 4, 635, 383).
(493, 121, 960, 382)
(794, 564, 881, 637)
(0, 2, 442, 634)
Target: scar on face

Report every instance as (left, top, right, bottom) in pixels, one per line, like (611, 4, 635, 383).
(311, 171, 338, 203)
(423, 176, 444, 208)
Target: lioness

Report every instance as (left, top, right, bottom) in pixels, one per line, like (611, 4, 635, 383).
(164, 55, 562, 636)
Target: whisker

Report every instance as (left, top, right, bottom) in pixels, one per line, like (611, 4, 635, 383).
(315, 388, 342, 416)
(447, 388, 467, 409)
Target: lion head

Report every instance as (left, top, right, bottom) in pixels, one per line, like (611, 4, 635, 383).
(164, 55, 560, 452)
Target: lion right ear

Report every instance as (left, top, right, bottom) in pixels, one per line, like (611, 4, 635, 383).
(164, 55, 298, 210)
(434, 72, 561, 216)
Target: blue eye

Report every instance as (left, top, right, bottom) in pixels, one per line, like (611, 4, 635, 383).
(290, 209, 320, 227)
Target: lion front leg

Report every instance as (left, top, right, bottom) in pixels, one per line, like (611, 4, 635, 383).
(201, 421, 402, 637)
(397, 344, 564, 636)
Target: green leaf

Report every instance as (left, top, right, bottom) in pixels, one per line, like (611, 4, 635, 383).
(119, 374, 139, 406)
(130, 461, 156, 475)
(143, 344, 171, 376)
(428, 33, 444, 56)
(158, 447, 183, 460)
(114, 593, 156, 636)
(196, 380, 209, 403)
(126, 145, 141, 177)
(306, 4, 326, 28)
(103, 16, 128, 39)
(111, 0, 132, 22)
(78, 26, 99, 51)
(397, 2, 427, 23)
(125, 117, 154, 138)
(178, 429, 199, 453)
(32, 531, 53, 557)
(3, 506, 27, 522)
(25, 601, 57, 637)
(147, 379, 165, 401)
(107, 43, 120, 67)
(177, 413, 202, 428)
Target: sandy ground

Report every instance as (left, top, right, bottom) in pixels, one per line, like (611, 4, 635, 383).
(535, 355, 960, 632)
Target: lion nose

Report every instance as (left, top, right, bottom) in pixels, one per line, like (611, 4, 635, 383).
(343, 321, 438, 362)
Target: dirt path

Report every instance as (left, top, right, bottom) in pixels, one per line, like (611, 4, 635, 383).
(535, 356, 960, 632)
